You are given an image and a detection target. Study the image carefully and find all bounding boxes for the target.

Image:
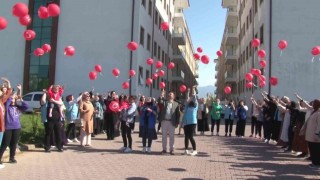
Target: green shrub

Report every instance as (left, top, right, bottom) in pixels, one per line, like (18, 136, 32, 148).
(20, 113, 45, 144)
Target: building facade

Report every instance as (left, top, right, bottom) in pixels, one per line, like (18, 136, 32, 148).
(216, 0, 320, 104)
(0, 0, 198, 98)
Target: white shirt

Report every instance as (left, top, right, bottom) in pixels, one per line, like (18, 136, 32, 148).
(164, 102, 173, 120)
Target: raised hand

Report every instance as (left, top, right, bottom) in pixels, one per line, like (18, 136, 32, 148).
(17, 84, 22, 90)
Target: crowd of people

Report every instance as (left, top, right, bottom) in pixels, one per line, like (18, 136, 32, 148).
(0, 77, 319, 169)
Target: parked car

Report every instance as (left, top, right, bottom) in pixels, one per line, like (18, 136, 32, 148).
(22, 91, 44, 113)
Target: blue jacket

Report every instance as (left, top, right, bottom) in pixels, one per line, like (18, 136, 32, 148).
(65, 101, 79, 122)
(237, 106, 247, 120)
(139, 104, 157, 129)
(224, 105, 235, 120)
(40, 102, 47, 123)
(183, 95, 198, 126)
(94, 101, 103, 119)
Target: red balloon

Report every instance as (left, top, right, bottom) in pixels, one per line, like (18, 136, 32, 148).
(89, 71, 97, 80)
(127, 41, 138, 51)
(12, 3, 29, 18)
(168, 62, 175, 70)
(216, 50, 223, 57)
(278, 40, 288, 50)
(194, 53, 200, 60)
(152, 73, 158, 79)
(158, 70, 165, 77)
(258, 50, 266, 58)
(251, 38, 260, 48)
(259, 60, 267, 68)
(0, 16, 8, 30)
(161, 22, 169, 31)
(311, 46, 320, 56)
(159, 82, 166, 89)
(259, 75, 266, 81)
(112, 68, 120, 77)
(95, 65, 102, 73)
(41, 44, 51, 53)
(197, 47, 203, 53)
(255, 69, 262, 76)
(224, 86, 231, 94)
(34, 48, 44, 56)
(246, 82, 253, 89)
(18, 15, 31, 26)
(129, 70, 136, 77)
(180, 85, 187, 93)
(109, 101, 120, 112)
(38, 6, 49, 19)
(201, 55, 209, 64)
(64, 46, 75, 56)
(48, 3, 60, 17)
(250, 68, 257, 75)
(146, 78, 153, 85)
(155, 61, 163, 69)
(122, 82, 129, 89)
(270, 76, 278, 86)
(259, 81, 266, 88)
(245, 73, 253, 81)
(23, 30, 36, 40)
(146, 58, 154, 65)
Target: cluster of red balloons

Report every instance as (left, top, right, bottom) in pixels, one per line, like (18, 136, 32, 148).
(37, 3, 60, 19)
(88, 64, 103, 80)
(33, 44, 52, 56)
(12, 3, 31, 27)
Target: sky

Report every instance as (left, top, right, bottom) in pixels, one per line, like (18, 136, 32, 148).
(184, 0, 226, 88)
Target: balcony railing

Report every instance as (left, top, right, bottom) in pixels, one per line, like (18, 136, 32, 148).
(224, 71, 236, 79)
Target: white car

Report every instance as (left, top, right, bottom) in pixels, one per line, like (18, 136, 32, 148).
(22, 91, 44, 113)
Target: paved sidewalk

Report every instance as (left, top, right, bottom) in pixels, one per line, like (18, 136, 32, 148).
(1, 125, 319, 180)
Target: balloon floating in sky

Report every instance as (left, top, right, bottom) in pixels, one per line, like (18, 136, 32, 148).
(224, 86, 231, 94)
(48, 3, 60, 17)
(112, 68, 120, 77)
(122, 82, 129, 89)
(161, 22, 169, 31)
(259, 60, 267, 68)
(158, 70, 165, 77)
(18, 15, 31, 26)
(168, 62, 175, 70)
(12, 3, 29, 18)
(127, 41, 138, 51)
(0, 16, 8, 30)
(159, 82, 165, 89)
(146, 78, 153, 85)
(89, 71, 97, 80)
(155, 61, 163, 69)
(251, 38, 260, 48)
(216, 50, 223, 57)
(129, 70, 136, 77)
(23, 30, 36, 40)
(42, 44, 51, 53)
(194, 53, 200, 60)
(38, 6, 49, 19)
(201, 55, 209, 64)
(197, 47, 203, 53)
(34, 48, 44, 57)
(146, 58, 154, 65)
(94, 64, 102, 73)
(258, 49, 266, 58)
(64, 46, 75, 57)
(180, 85, 187, 93)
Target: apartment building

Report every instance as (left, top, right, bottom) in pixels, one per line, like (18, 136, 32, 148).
(216, 0, 320, 103)
(0, 0, 198, 98)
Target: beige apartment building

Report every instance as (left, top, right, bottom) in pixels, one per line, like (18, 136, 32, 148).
(216, 0, 320, 104)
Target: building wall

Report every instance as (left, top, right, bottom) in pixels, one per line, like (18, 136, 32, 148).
(0, 0, 29, 88)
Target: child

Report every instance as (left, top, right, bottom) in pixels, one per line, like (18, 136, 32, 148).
(47, 85, 64, 119)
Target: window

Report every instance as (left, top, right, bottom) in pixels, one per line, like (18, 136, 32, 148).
(33, 94, 43, 101)
(162, 50, 165, 63)
(142, 0, 146, 8)
(246, 16, 249, 30)
(164, 0, 166, 9)
(168, 33, 171, 45)
(164, 53, 167, 65)
(146, 70, 150, 87)
(158, 17, 162, 29)
(246, 46, 248, 60)
(153, 77, 156, 89)
(158, 46, 161, 59)
(154, 41, 157, 56)
(138, 66, 143, 86)
(157, 78, 159, 90)
(23, 94, 33, 101)
(140, 26, 145, 46)
(148, 0, 152, 16)
(155, 11, 158, 25)
(243, 24, 245, 36)
(147, 33, 151, 51)
(255, 0, 258, 14)
(249, 42, 252, 57)
(249, 9, 252, 24)
(260, 25, 264, 44)
(260, 0, 264, 6)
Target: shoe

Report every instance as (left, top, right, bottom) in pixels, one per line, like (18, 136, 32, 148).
(241, 136, 244, 138)
(184, 150, 190, 155)
(229, 133, 231, 137)
(170, 151, 175, 155)
(85, 144, 91, 147)
(254, 135, 257, 138)
(57, 149, 64, 152)
(189, 150, 198, 156)
(146, 147, 151, 153)
(284, 148, 291, 152)
(142, 147, 146, 153)
(0, 163, 4, 169)
(225, 133, 227, 137)
(249, 134, 253, 137)
(9, 159, 17, 164)
(73, 138, 79, 143)
(44, 148, 51, 153)
(91, 135, 95, 137)
(264, 139, 269, 143)
(161, 150, 167, 155)
(281, 145, 288, 149)
(119, 147, 127, 151)
(297, 153, 307, 158)
(67, 139, 73, 143)
(304, 156, 311, 161)
(309, 164, 320, 169)
(124, 147, 132, 153)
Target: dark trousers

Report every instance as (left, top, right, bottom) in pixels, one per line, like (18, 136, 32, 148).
(256, 121, 263, 137)
(184, 124, 196, 150)
(157, 121, 161, 131)
(236, 120, 246, 136)
(66, 123, 76, 139)
(0, 129, 20, 161)
(263, 121, 272, 140)
(142, 137, 152, 148)
(44, 120, 62, 151)
(225, 119, 233, 134)
(287, 125, 295, 150)
(105, 113, 115, 139)
(308, 142, 320, 165)
(121, 122, 132, 149)
(94, 119, 104, 135)
(211, 118, 220, 133)
(251, 116, 257, 135)
(272, 121, 282, 141)
(130, 116, 136, 131)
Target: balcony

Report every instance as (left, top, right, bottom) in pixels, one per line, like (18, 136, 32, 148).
(222, 0, 237, 8)
(173, 9, 186, 27)
(172, 70, 185, 82)
(172, 49, 186, 63)
(224, 71, 237, 83)
(224, 27, 238, 45)
(172, 27, 186, 46)
(215, 74, 217, 79)
(225, 50, 237, 65)
(215, 64, 219, 71)
(226, 8, 238, 27)
(174, 0, 190, 8)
